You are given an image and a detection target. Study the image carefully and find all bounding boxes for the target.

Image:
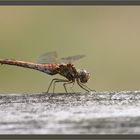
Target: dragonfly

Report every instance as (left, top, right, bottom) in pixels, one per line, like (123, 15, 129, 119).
(0, 51, 94, 93)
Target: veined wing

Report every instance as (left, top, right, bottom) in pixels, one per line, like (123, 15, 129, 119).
(60, 54, 86, 64)
(37, 51, 59, 64)
(37, 51, 86, 64)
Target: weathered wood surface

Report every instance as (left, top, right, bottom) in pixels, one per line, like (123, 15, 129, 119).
(0, 91, 140, 134)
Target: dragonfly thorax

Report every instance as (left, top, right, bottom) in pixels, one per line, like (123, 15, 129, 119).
(78, 69, 90, 83)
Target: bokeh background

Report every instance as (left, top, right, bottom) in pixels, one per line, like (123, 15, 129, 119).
(0, 6, 140, 93)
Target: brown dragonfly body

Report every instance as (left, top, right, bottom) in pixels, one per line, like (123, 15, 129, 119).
(0, 52, 93, 93)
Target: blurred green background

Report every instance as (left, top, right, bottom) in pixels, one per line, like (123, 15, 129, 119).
(0, 6, 140, 93)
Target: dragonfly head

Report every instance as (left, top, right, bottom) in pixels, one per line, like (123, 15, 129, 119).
(78, 69, 90, 83)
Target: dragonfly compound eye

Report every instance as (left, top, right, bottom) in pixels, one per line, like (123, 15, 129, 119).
(79, 70, 90, 83)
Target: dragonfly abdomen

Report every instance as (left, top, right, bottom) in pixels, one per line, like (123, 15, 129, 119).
(0, 59, 37, 69)
(0, 59, 59, 75)
(37, 64, 59, 75)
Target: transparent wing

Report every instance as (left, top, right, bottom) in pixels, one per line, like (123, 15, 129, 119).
(60, 54, 86, 64)
(37, 51, 86, 64)
(37, 51, 59, 64)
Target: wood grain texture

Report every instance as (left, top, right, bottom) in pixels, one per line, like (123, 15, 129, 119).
(0, 91, 140, 134)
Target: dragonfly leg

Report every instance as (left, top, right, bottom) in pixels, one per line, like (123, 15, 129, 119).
(78, 82, 96, 92)
(47, 78, 63, 93)
(70, 82, 75, 93)
(63, 81, 74, 93)
(76, 78, 90, 92)
(53, 79, 69, 93)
